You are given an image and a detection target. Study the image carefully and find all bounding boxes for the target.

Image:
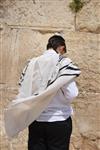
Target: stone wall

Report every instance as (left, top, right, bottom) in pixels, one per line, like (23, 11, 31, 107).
(0, 0, 100, 150)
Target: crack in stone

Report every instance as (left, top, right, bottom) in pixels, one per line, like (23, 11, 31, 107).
(78, 27, 100, 34)
(5, 24, 100, 34)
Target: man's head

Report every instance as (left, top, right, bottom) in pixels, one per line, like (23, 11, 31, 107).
(46, 35, 67, 55)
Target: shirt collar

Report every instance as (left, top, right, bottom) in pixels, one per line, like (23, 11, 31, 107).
(43, 48, 58, 55)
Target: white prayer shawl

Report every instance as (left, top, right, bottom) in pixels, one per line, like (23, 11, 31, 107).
(4, 49, 81, 139)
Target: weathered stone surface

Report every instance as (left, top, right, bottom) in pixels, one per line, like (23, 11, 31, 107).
(63, 31, 100, 93)
(0, 0, 100, 150)
(77, 0, 100, 33)
(1, 23, 59, 86)
(0, 0, 75, 31)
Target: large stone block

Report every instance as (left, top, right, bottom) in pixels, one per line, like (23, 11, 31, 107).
(0, 0, 75, 31)
(0, 23, 55, 86)
(77, 0, 100, 33)
(63, 31, 100, 93)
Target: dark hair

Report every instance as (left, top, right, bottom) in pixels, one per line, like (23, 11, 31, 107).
(46, 35, 66, 53)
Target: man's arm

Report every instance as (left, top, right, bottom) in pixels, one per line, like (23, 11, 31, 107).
(61, 81, 79, 101)
(59, 57, 81, 101)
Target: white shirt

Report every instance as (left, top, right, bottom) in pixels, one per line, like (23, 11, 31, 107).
(36, 50, 79, 122)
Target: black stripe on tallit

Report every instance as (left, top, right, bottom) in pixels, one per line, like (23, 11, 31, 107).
(66, 66, 80, 71)
(46, 72, 80, 88)
(59, 62, 80, 72)
(18, 60, 31, 86)
(59, 73, 80, 77)
(59, 64, 70, 71)
(46, 78, 57, 87)
(58, 55, 65, 62)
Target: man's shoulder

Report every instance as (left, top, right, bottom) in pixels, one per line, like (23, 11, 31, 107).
(59, 56, 72, 66)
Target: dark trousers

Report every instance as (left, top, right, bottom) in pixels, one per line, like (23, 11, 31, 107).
(28, 117, 72, 150)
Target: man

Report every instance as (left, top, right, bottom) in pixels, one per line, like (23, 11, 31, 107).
(27, 35, 81, 150)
